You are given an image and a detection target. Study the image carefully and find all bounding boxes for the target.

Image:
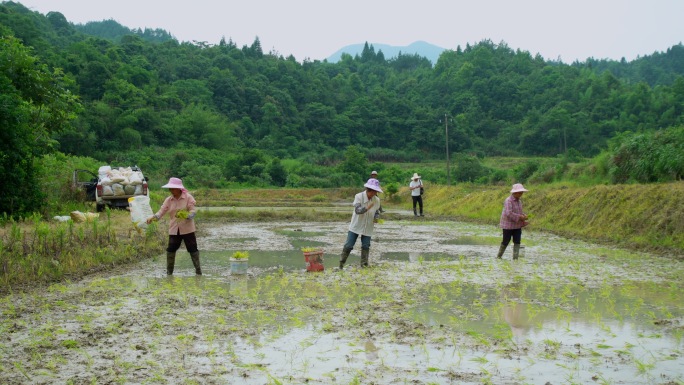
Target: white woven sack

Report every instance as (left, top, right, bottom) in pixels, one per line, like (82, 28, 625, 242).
(112, 184, 125, 196)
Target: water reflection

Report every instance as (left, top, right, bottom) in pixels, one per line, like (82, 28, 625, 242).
(439, 235, 502, 246)
(364, 339, 380, 361)
(381, 252, 456, 262)
(502, 302, 531, 339)
(230, 277, 249, 296)
(409, 252, 420, 263)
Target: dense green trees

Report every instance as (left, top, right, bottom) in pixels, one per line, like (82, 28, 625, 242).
(1, 1, 684, 216)
(0, 35, 81, 217)
(8, 6, 674, 161)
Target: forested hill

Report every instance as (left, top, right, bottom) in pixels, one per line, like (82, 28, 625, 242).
(1, 0, 683, 164)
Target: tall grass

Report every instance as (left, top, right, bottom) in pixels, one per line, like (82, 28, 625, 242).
(0, 211, 165, 292)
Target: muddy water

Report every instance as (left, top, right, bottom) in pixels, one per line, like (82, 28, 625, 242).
(1, 220, 683, 384)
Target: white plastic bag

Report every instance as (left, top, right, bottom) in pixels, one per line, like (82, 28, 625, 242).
(129, 172, 143, 185)
(129, 196, 154, 231)
(102, 185, 114, 196)
(110, 175, 125, 183)
(98, 165, 111, 176)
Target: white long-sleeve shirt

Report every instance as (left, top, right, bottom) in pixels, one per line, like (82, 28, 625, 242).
(348, 191, 381, 236)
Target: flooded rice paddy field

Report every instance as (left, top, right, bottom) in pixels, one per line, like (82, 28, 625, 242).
(1, 219, 683, 385)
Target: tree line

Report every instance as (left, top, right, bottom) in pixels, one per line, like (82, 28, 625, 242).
(1, 1, 684, 217)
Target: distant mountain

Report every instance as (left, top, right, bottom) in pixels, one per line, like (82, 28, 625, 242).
(326, 41, 445, 64)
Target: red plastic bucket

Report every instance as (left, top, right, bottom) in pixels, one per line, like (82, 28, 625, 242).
(304, 251, 325, 272)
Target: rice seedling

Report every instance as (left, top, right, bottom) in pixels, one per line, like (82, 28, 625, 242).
(13, 361, 31, 381)
(61, 339, 78, 349)
(633, 356, 656, 375)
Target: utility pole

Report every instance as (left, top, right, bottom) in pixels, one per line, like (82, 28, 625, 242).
(445, 113, 450, 186)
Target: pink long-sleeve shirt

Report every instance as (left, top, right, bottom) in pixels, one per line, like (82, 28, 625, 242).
(499, 194, 525, 230)
(155, 191, 197, 235)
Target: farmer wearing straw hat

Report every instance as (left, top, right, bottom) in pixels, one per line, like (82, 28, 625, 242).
(497, 183, 529, 260)
(408, 172, 424, 216)
(146, 177, 202, 275)
(339, 178, 383, 269)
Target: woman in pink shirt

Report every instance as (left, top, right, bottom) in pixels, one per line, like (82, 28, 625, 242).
(146, 177, 201, 275)
(497, 183, 529, 260)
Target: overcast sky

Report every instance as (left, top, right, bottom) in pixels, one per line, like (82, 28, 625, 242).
(17, 0, 684, 63)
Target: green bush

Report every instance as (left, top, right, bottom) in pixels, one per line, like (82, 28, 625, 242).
(453, 154, 490, 183)
(385, 183, 399, 198)
(512, 160, 539, 183)
(609, 127, 684, 183)
(488, 169, 509, 184)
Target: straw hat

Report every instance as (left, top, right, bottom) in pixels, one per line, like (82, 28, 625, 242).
(364, 178, 383, 193)
(510, 183, 528, 193)
(370, 170, 378, 176)
(410, 172, 421, 180)
(161, 177, 185, 189)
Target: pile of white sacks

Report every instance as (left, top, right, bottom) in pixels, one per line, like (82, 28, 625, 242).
(98, 166, 145, 196)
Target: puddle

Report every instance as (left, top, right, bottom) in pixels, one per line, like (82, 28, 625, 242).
(202, 249, 330, 273)
(380, 251, 457, 262)
(1, 220, 683, 384)
(149, 250, 463, 273)
(440, 235, 503, 245)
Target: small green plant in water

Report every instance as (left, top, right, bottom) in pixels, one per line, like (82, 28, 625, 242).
(231, 251, 249, 260)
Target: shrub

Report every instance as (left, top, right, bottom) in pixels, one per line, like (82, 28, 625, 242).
(488, 169, 509, 184)
(453, 154, 490, 183)
(512, 160, 539, 183)
(608, 127, 684, 183)
(385, 183, 399, 198)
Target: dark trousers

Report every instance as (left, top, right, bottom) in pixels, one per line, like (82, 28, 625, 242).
(501, 228, 522, 246)
(167, 231, 198, 253)
(412, 195, 423, 215)
(344, 231, 371, 251)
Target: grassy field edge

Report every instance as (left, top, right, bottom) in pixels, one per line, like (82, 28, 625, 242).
(412, 182, 684, 254)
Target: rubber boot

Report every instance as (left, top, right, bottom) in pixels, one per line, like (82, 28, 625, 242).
(190, 251, 202, 275)
(166, 252, 176, 275)
(496, 243, 507, 259)
(513, 244, 520, 260)
(360, 248, 370, 267)
(339, 247, 352, 270)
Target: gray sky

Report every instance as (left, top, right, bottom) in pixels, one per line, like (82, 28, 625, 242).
(18, 0, 684, 63)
